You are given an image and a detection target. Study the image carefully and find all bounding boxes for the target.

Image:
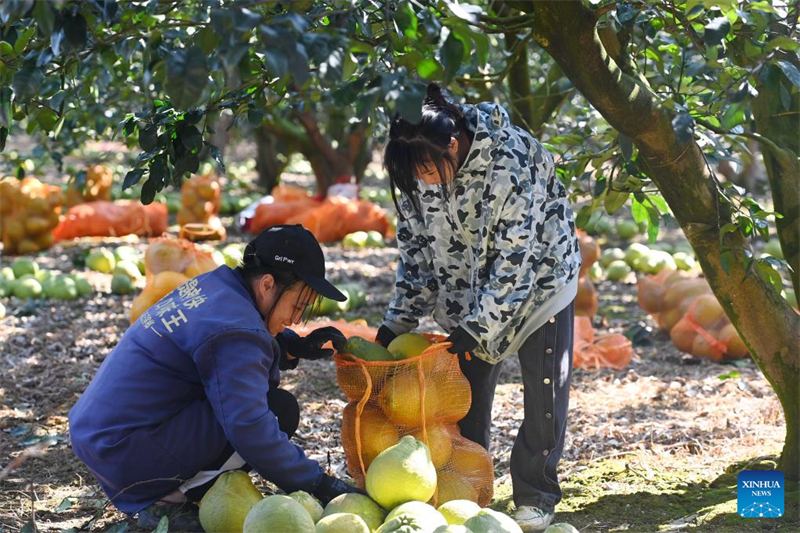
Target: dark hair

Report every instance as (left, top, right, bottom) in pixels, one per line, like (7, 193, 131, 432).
(384, 83, 469, 216)
(240, 243, 321, 321)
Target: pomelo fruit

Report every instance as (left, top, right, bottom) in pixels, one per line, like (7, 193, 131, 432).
(342, 406, 400, 469)
(34, 269, 52, 283)
(366, 436, 437, 509)
(691, 334, 721, 360)
(1, 266, 15, 282)
(388, 332, 432, 360)
(449, 440, 493, 483)
(411, 424, 453, 468)
(289, 491, 324, 523)
(50, 275, 78, 300)
(12, 277, 43, 299)
(113, 260, 142, 280)
(343, 231, 369, 249)
(199, 470, 263, 533)
(222, 243, 245, 268)
(151, 271, 189, 300)
(605, 260, 631, 282)
(0, 301, 5, 319)
(11, 258, 38, 279)
(600, 247, 625, 268)
(464, 509, 523, 533)
(243, 494, 315, 533)
(346, 336, 395, 361)
(624, 243, 649, 267)
(615, 220, 639, 240)
(434, 526, 474, 533)
(718, 323, 748, 359)
(366, 231, 385, 248)
(322, 493, 386, 531)
(113, 245, 139, 264)
(86, 248, 116, 274)
(73, 276, 93, 297)
(379, 372, 441, 426)
(672, 252, 696, 271)
(316, 513, 370, 533)
(689, 295, 725, 328)
(111, 274, 135, 295)
(642, 250, 676, 274)
(376, 515, 425, 533)
(385, 501, 447, 530)
(435, 469, 479, 505)
(437, 500, 481, 525)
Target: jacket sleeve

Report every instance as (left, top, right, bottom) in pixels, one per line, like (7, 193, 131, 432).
(193, 328, 322, 493)
(460, 148, 553, 349)
(382, 201, 439, 335)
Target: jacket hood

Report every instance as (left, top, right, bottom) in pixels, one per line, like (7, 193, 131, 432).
(457, 102, 512, 176)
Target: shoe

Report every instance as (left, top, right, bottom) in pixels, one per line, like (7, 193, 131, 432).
(515, 505, 554, 532)
(137, 501, 202, 532)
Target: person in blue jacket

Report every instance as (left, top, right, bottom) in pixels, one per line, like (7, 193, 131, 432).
(69, 225, 363, 529)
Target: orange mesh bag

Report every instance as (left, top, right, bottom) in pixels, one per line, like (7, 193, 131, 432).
(670, 294, 748, 361)
(0, 176, 62, 254)
(65, 164, 113, 206)
(177, 174, 222, 226)
(577, 230, 600, 277)
(334, 334, 494, 507)
(250, 199, 316, 234)
(575, 275, 598, 318)
(573, 316, 633, 370)
(53, 200, 167, 241)
(130, 235, 221, 323)
(271, 184, 312, 202)
(286, 197, 392, 243)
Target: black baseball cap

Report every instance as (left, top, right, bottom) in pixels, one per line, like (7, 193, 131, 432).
(247, 225, 347, 302)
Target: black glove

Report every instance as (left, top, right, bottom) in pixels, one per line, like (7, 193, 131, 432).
(446, 326, 479, 358)
(375, 325, 398, 347)
(278, 327, 347, 360)
(312, 473, 367, 505)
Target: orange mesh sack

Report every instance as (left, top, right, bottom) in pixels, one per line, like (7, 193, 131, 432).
(286, 196, 392, 243)
(637, 271, 712, 331)
(0, 176, 62, 254)
(573, 316, 633, 370)
(577, 230, 600, 278)
(670, 294, 748, 361)
(53, 200, 167, 241)
(271, 184, 312, 202)
(130, 236, 222, 323)
(177, 174, 225, 239)
(334, 334, 494, 507)
(65, 164, 113, 206)
(575, 275, 598, 318)
(250, 199, 317, 234)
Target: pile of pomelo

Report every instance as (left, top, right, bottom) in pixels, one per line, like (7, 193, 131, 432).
(0, 258, 93, 304)
(198, 437, 578, 533)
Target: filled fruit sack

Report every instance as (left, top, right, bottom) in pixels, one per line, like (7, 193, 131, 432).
(577, 229, 600, 278)
(250, 198, 317, 234)
(0, 176, 63, 254)
(285, 196, 393, 243)
(53, 200, 167, 241)
(129, 235, 223, 323)
(177, 174, 225, 240)
(573, 316, 634, 371)
(669, 295, 749, 361)
(334, 333, 494, 507)
(575, 274, 599, 318)
(65, 164, 113, 206)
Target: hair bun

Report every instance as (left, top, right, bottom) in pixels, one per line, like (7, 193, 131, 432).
(423, 83, 447, 109)
(389, 113, 419, 140)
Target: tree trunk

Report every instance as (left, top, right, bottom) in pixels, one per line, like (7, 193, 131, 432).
(751, 64, 800, 298)
(253, 126, 286, 193)
(529, 0, 800, 480)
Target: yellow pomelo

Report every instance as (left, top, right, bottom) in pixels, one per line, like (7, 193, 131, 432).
(321, 493, 386, 531)
(464, 509, 523, 533)
(315, 513, 370, 533)
(343, 406, 400, 470)
(289, 491, 324, 523)
(199, 471, 263, 533)
(435, 469, 479, 505)
(366, 436, 437, 509)
(437, 499, 482, 525)
(379, 372, 440, 426)
(243, 494, 315, 533)
(388, 333, 431, 359)
(411, 424, 453, 468)
(385, 501, 447, 530)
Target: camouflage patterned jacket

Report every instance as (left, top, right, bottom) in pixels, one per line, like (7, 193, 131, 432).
(382, 103, 581, 364)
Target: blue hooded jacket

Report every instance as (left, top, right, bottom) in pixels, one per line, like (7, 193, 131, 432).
(69, 266, 322, 514)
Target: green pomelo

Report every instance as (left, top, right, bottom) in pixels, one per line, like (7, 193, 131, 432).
(34, 269, 52, 282)
(366, 436, 437, 509)
(0, 280, 8, 298)
(322, 493, 386, 531)
(605, 260, 631, 282)
(222, 244, 245, 268)
(49, 275, 78, 300)
(464, 509, 523, 533)
(343, 231, 369, 248)
(12, 258, 39, 278)
(437, 500, 482, 526)
(243, 494, 315, 533)
(12, 277, 43, 299)
(544, 524, 580, 533)
(624, 243, 650, 267)
(345, 336, 395, 362)
(385, 501, 447, 530)
(73, 276, 93, 297)
(86, 249, 116, 274)
(113, 260, 142, 280)
(111, 274, 135, 295)
(377, 515, 426, 533)
(1, 266, 15, 282)
(615, 220, 639, 240)
(0, 301, 5, 319)
(318, 297, 339, 316)
(434, 527, 474, 533)
(643, 250, 677, 274)
(387, 332, 431, 360)
(672, 252, 696, 271)
(337, 283, 367, 311)
(600, 247, 625, 268)
(113, 245, 140, 263)
(199, 471, 263, 533)
(289, 490, 324, 523)
(366, 231, 385, 248)
(588, 262, 602, 282)
(315, 513, 370, 533)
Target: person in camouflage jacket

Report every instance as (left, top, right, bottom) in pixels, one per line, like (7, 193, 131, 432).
(378, 84, 581, 532)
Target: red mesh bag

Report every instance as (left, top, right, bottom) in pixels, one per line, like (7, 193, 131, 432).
(53, 200, 167, 241)
(334, 334, 494, 507)
(573, 316, 633, 370)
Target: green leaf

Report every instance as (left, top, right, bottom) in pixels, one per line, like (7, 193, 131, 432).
(13, 26, 35, 56)
(0, 126, 7, 152)
(604, 190, 629, 215)
(206, 143, 225, 173)
(720, 250, 734, 275)
(395, 3, 418, 39)
(139, 126, 158, 152)
(631, 198, 647, 225)
(37, 108, 58, 131)
(395, 84, 425, 123)
(704, 17, 731, 46)
(765, 36, 799, 52)
(55, 497, 75, 512)
(755, 259, 783, 293)
(153, 515, 168, 533)
(141, 177, 158, 205)
(0, 41, 13, 58)
(776, 59, 800, 89)
(195, 26, 219, 55)
(441, 32, 464, 84)
(0, 87, 12, 128)
(247, 109, 265, 126)
(647, 194, 669, 214)
(417, 58, 442, 80)
(165, 46, 209, 110)
(619, 133, 633, 161)
(717, 370, 741, 380)
(123, 168, 145, 190)
(12, 61, 44, 103)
